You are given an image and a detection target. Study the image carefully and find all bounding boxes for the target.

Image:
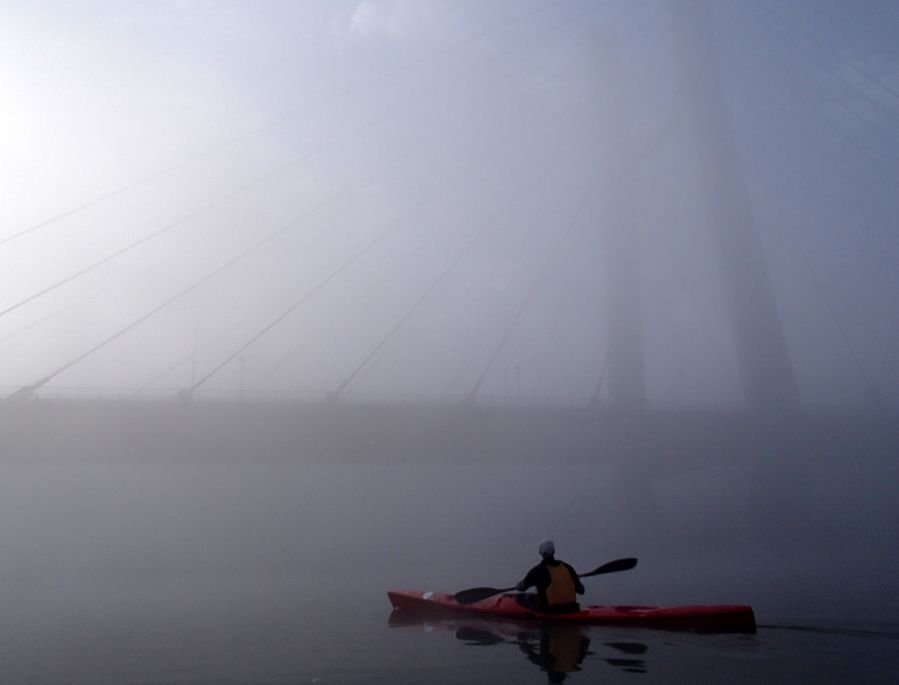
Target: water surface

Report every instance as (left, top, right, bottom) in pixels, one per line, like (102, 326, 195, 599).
(1, 461, 895, 682)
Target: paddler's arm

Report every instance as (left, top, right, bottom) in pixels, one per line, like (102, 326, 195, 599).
(516, 564, 542, 591)
(568, 563, 585, 594)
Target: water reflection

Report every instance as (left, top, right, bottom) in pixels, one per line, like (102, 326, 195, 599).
(389, 613, 647, 681)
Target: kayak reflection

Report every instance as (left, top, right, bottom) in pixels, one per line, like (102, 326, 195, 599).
(389, 612, 648, 681)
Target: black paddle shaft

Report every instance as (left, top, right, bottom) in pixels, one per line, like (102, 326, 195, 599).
(454, 557, 637, 605)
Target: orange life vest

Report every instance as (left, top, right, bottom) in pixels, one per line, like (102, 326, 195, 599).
(545, 563, 577, 606)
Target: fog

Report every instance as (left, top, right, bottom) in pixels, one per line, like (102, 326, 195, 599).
(1, 0, 898, 635)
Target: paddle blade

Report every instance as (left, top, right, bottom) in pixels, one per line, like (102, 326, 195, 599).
(454, 585, 516, 606)
(579, 557, 638, 578)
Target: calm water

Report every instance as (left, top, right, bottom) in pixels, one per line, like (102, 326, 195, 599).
(1, 462, 896, 683)
(2, 575, 897, 684)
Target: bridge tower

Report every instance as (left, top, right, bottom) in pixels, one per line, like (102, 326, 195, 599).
(668, 0, 798, 412)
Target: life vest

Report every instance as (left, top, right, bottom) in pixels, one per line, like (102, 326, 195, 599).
(544, 563, 577, 606)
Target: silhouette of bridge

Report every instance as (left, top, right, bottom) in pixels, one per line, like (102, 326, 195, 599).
(2, 1, 895, 415)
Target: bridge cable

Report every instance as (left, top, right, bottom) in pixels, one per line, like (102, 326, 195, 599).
(0, 0, 572, 248)
(1, 0, 611, 320)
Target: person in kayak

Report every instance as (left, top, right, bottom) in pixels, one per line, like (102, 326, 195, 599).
(516, 540, 584, 614)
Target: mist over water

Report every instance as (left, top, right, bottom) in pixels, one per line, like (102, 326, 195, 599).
(2, 402, 896, 622)
(2, 418, 897, 681)
(2, 0, 899, 681)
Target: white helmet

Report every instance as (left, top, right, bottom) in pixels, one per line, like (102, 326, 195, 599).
(538, 539, 555, 555)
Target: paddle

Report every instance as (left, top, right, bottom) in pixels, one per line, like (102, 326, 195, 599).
(454, 557, 638, 606)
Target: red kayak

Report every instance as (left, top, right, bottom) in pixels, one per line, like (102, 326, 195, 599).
(387, 590, 756, 634)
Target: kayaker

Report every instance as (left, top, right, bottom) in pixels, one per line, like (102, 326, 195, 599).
(516, 540, 584, 613)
